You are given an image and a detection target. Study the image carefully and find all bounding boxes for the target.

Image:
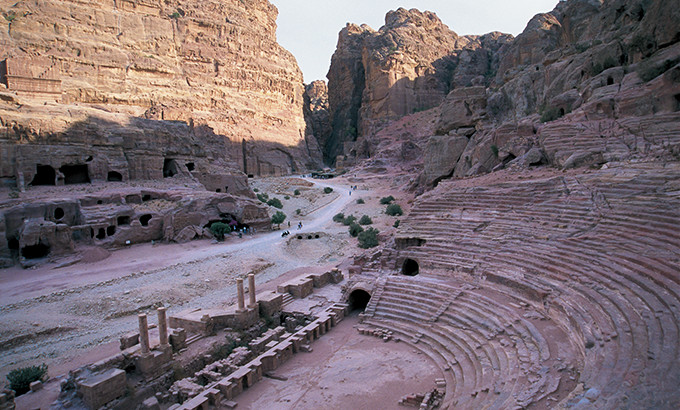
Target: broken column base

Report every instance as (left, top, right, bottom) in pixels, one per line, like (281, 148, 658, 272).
(136, 347, 172, 379)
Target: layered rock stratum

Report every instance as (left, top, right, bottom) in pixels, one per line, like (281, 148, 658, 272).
(325, 1, 680, 190)
(0, 0, 321, 185)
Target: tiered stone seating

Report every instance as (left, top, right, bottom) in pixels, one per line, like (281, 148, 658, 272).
(365, 275, 569, 408)
(380, 163, 680, 408)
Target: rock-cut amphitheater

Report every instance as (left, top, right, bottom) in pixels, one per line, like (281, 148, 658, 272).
(1, 0, 679, 409)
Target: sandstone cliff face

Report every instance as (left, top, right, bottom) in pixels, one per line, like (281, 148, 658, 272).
(325, 8, 512, 165)
(303, 81, 330, 165)
(326, 2, 680, 187)
(0, 0, 321, 186)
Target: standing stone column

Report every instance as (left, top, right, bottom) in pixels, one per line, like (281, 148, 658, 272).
(248, 274, 257, 308)
(236, 278, 245, 312)
(157, 307, 169, 347)
(138, 314, 150, 355)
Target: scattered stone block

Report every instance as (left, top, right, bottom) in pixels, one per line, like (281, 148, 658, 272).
(78, 368, 126, 409)
(29, 380, 43, 392)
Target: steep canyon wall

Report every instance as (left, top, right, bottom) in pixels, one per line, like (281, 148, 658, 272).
(0, 0, 322, 186)
(324, 1, 680, 186)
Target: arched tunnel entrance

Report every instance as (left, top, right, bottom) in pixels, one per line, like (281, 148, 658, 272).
(348, 289, 371, 313)
(402, 258, 420, 276)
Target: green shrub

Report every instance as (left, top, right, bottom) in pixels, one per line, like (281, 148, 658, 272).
(210, 222, 230, 241)
(393, 220, 400, 228)
(293, 189, 301, 196)
(342, 215, 357, 226)
(267, 198, 283, 209)
(332, 212, 345, 223)
(7, 364, 48, 395)
(491, 144, 499, 158)
(257, 193, 269, 203)
(638, 58, 680, 82)
(284, 195, 290, 200)
(295, 208, 301, 215)
(356, 198, 365, 204)
(540, 106, 564, 123)
(253, 188, 259, 192)
(169, 11, 181, 19)
(358, 228, 379, 249)
(348, 222, 364, 237)
(359, 215, 373, 225)
(323, 187, 333, 194)
(385, 203, 403, 216)
(271, 211, 286, 228)
(591, 56, 618, 76)
(379, 195, 395, 205)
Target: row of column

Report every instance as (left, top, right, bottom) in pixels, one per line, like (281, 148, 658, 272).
(237, 273, 257, 312)
(138, 307, 168, 356)
(137, 274, 258, 355)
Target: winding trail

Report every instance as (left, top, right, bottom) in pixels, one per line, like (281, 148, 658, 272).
(0, 177, 353, 307)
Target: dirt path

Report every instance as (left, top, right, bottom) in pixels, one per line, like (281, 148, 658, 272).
(0, 177, 355, 380)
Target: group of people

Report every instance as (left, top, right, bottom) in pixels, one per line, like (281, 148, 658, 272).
(237, 226, 255, 238)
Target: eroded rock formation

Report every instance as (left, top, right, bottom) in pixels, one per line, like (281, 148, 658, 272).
(0, 0, 322, 186)
(325, 2, 680, 187)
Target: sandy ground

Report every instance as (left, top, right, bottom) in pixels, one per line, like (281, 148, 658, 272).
(0, 174, 410, 402)
(237, 316, 442, 410)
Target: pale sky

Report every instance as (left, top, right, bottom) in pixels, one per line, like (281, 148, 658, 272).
(270, 0, 559, 83)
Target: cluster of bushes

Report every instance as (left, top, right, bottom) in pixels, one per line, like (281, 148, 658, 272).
(6, 364, 48, 395)
(379, 195, 395, 205)
(333, 212, 379, 247)
(256, 192, 283, 209)
(267, 198, 283, 209)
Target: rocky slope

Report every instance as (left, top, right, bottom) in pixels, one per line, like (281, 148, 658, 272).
(325, 1, 680, 189)
(0, 0, 321, 186)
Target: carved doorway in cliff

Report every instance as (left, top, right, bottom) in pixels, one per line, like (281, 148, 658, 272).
(21, 242, 50, 259)
(30, 165, 56, 186)
(108, 171, 123, 182)
(60, 164, 90, 184)
(163, 158, 180, 178)
(348, 289, 371, 312)
(402, 258, 420, 276)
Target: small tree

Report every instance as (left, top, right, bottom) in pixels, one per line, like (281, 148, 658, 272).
(257, 193, 269, 203)
(359, 215, 373, 225)
(295, 208, 301, 215)
(380, 195, 395, 205)
(333, 212, 345, 223)
(356, 198, 365, 204)
(358, 228, 379, 248)
(284, 195, 290, 200)
(271, 211, 286, 229)
(323, 187, 333, 194)
(294, 189, 301, 196)
(386, 203, 403, 216)
(267, 197, 283, 209)
(348, 222, 364, 237)
(210, 222, 231, 241)
(393, 219, 401, 228)
(7, 364, 48, 395)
